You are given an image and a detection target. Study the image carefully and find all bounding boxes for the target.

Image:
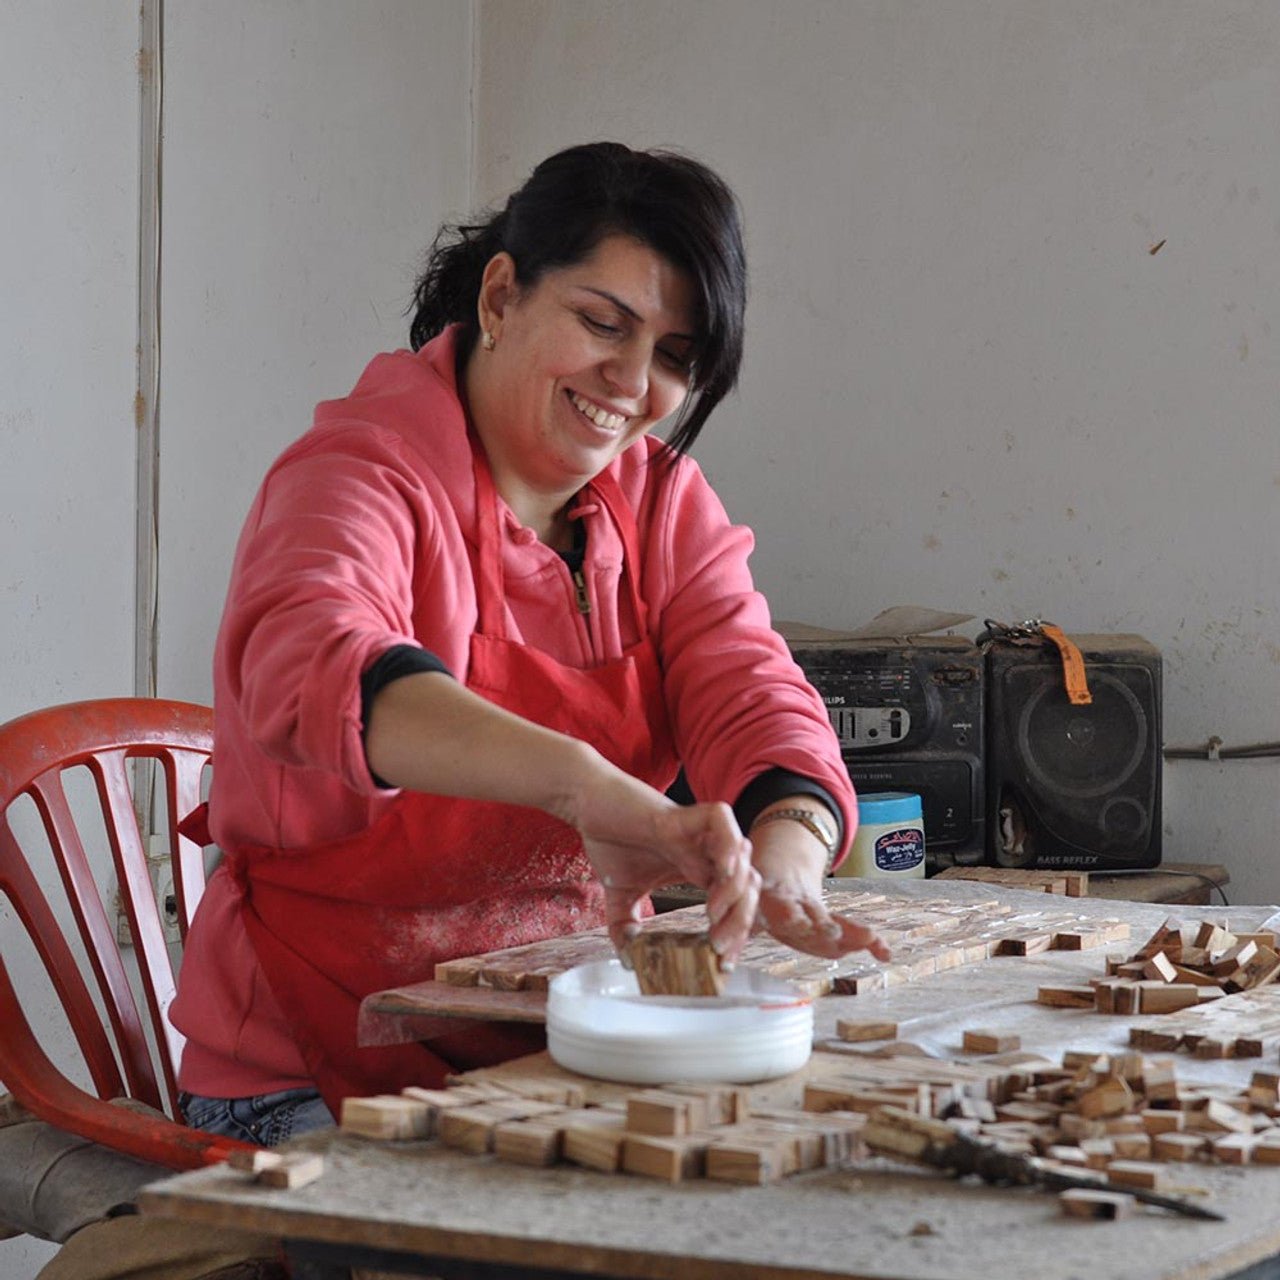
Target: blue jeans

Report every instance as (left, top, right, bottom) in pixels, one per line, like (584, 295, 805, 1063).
(179, 1087, 335, 1147)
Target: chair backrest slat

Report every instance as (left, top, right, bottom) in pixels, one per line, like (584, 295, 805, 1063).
(0, 810, 129, 1100)
(161, 745, 211, 942)
(94, 749, 178, 1106)
(29, 769, 165, 1108)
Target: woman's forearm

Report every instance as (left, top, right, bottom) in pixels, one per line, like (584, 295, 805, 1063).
(364, 669, 760, 960)
(364, 670, 597, 820)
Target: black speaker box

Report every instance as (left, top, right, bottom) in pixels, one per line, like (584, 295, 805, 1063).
(782, 627, 985, 866)
(985, 634, 1162, 870)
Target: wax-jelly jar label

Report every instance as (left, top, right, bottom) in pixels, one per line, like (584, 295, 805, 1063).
(875, 827, 925, 873)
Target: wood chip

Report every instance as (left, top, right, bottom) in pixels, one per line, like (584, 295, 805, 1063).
(963, 1029, 1020, 1055)
(836, 1018, 899, 1042)
(256, 1152, 325, 1189)
(1060, 1188, 1135, 1219)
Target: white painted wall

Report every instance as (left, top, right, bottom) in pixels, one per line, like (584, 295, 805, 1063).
(1, 4, 139, 1271)
(474, 0, 1280, 904)
(1, 5, 469, 1275)
(0, 4, 138, 724)
(157, 0, 474, 701)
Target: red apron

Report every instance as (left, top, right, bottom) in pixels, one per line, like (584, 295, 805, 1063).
(196, 446, 679, 1112)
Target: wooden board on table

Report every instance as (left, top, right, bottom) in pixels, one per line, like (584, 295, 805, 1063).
(934, 866, 1089, 896)
(367, 980, 549, 1023)
(430, 889, 884, 994)
(428, 890, 1129, 998)
(934, 862, 1232, 908)
(1089, 862, 1229, 907)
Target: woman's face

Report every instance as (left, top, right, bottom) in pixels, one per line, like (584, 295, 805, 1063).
(471, 234, 698, 496)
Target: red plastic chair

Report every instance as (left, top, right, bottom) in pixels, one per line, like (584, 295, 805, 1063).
(0, 698, 252, 1169)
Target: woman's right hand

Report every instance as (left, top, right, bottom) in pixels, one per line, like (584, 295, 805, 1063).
(366, 674, 760, 960)
(555, 756, 760, 964)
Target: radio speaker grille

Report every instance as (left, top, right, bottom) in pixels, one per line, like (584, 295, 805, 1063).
(986, 635, 1161, 870)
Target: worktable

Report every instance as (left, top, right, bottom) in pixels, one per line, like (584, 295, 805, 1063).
(141, 880, 1280, 1280)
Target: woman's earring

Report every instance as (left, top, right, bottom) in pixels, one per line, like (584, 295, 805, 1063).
(481, 330, 496, 352)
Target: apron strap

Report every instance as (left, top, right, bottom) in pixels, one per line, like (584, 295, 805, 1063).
(469, 434, 510, 639)
(586, 468, 651, 635)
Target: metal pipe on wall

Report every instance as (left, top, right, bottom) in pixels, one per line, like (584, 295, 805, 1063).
(134, 0, 163, 834)
(134, 0, 162, 707)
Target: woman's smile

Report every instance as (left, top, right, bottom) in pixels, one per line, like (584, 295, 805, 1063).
(568, 391, 629, 433)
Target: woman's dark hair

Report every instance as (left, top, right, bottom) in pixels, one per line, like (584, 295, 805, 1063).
(408, 142, 747, 455)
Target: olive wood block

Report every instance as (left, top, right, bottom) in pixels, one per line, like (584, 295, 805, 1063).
(562, 1111, 629, 1172)
(626, 930, 725, 997)
(438, 1098, 567, 1154)
(340, 1095, 433, 1141)
(1037, 985, 1096, 1009)
(625, 1089, 710, 1136)
(1060, 1188, 1135, 1220)
(622, 1133, 710, 1183)
(836, 1018, 900, 1043)
(1152, 1131, 1210, 1161)
(704, 1135, 792, 1185)
(1105, 1159, 1166, 1190)
(492, 1113, 579, 1167)
(963, 1029, 1021, 1055)
(257, 1152, 326, 1189)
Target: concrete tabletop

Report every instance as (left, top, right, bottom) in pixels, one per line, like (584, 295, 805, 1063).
(141, 882, 1280, 1280)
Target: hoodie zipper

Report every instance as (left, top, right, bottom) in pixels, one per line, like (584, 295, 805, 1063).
(563, 558, 602, 665)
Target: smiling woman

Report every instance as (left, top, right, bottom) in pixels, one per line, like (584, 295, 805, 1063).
(408, 142, 746, 457)
(167, 142, 887, 1150)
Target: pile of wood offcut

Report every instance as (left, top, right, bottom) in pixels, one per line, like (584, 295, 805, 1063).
(1037, 918, 1280, 1019)
(333, 1039, 1280, 1198)
(339, 1078, 863, 1185)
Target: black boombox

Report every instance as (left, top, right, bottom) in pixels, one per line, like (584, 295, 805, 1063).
(782, 625, 1162, 872)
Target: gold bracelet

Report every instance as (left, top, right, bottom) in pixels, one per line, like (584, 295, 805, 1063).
(750, 807, 840, 875)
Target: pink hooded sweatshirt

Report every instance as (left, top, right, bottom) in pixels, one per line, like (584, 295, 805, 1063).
(171, 327, 854, 1097)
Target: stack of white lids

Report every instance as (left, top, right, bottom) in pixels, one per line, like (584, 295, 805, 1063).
(546, 958, 814, 1084)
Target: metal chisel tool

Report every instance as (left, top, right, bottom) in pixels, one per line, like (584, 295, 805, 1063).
(863, 1106, 1225, 1222)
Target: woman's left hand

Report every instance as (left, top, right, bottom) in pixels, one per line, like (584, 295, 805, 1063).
(750, 814, 892, 961)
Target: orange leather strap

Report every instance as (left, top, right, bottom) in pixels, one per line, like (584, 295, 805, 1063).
(1039, 623, 1093, 705)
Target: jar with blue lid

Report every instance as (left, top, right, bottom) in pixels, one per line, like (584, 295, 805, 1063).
(840, 791, 926, 879)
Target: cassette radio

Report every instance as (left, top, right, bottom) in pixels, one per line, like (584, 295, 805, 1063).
(780, 625, 985, 865)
